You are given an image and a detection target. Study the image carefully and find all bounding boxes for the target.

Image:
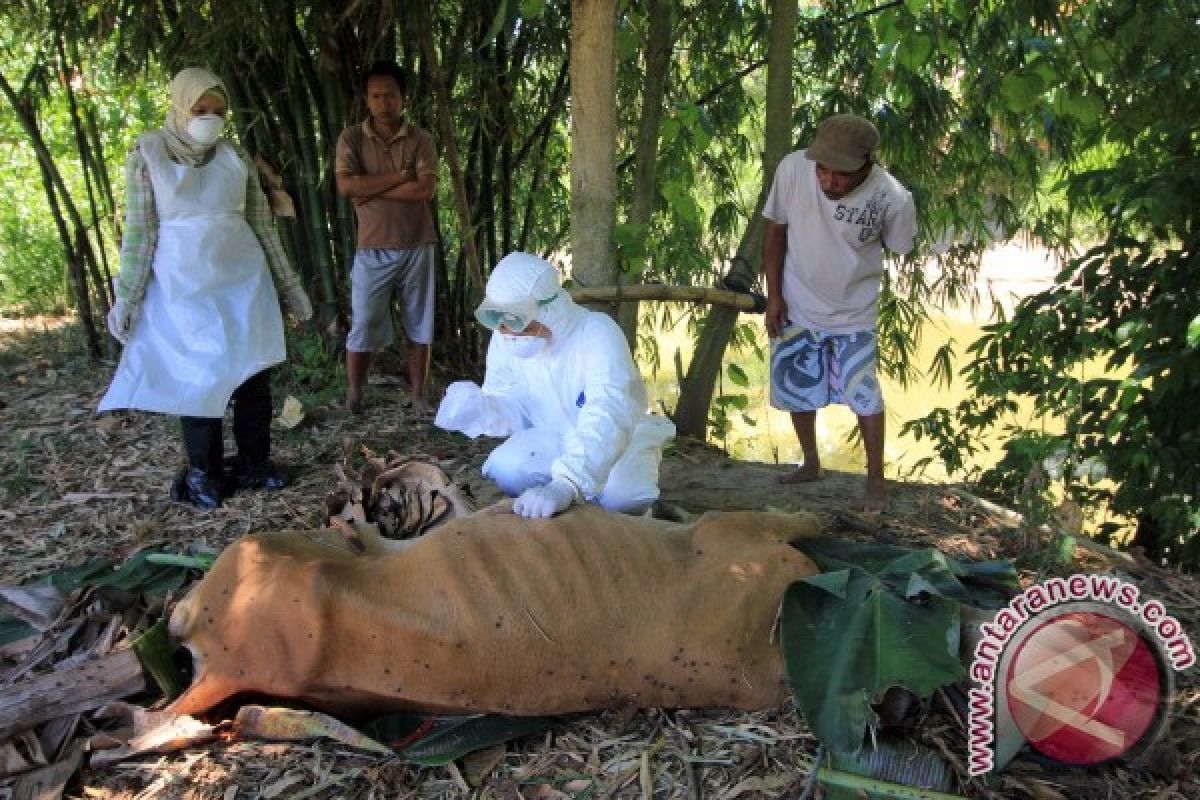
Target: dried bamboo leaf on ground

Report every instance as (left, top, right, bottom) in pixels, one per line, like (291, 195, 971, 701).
(8, 740, 84, 800)
(88, 702, 216, 766)
(231, 706, 391, 755)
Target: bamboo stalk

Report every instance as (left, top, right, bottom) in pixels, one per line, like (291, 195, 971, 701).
(569, 284, 763, 311)
(418, 1, 485, 291)
(56, 33, 113, 307)
(0, 67, 103, 355)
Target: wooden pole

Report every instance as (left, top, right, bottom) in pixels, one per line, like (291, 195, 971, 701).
(568, 284, 763, 312)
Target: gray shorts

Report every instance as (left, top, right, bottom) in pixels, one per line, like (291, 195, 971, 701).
(770, 326, 884, 416)
(347, 246, 435, 352)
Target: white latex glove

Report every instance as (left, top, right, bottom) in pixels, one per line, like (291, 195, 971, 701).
(285, 286, 313, 322)
(513, 477, 579, 519)
(106, 298, 137, 344)
(434, 381, 486, 436)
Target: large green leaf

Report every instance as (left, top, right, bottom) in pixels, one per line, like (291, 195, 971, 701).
(0, 612, 35, 648)
(392, 714, 559, 766)
(781, 569, 965, 754)
(37, 550, 188, 596)
(780, 541, 1016, 754)
(795, 539, 1020, 609)
(896, 33, 934, 70)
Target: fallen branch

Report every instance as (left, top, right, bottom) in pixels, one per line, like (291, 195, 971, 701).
(0, 648, 148, 740)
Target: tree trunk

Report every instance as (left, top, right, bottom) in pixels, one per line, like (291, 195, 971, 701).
(617, 0, 674, 347)
(673, 0, 796, 438)
(569, 0, 618, 305)
(56, 34, 113, 306)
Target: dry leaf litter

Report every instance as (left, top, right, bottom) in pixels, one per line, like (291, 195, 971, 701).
(1, 317, 1198, 799)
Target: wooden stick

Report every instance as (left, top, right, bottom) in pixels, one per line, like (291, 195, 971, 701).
(569, 284, 763, 311)
(0, 648, 148, 740)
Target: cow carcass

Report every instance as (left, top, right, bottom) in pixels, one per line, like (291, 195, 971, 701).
(168, 503, 822, 718)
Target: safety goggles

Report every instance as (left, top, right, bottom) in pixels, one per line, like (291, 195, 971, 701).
(474, 292, 559, 332)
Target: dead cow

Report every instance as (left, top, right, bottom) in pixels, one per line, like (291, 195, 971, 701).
(168, 504, 822, 718)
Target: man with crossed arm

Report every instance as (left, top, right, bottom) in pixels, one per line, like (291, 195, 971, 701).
(335, 60, 438, 414)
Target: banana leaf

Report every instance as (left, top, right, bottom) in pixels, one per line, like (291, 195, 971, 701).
(781, 540, 1018, 754)
(794, 539, 1020, 609)
(365, 713, 560, 766)
(37, 550, 192, 597)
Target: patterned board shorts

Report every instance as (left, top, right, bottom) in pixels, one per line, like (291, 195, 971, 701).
(769, 326, 885, 416)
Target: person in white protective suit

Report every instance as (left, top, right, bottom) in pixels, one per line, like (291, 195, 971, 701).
(435, 252, 675, 518)
(98, 67, 313, 510)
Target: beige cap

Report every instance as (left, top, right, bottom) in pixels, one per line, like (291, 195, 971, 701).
(804, 114, 879, 172)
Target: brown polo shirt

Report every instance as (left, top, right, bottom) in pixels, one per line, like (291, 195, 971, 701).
(335, 119, 438, 249)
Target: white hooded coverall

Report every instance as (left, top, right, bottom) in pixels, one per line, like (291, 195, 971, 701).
(436, 253, 674, 513)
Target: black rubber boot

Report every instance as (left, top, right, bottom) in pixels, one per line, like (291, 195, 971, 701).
(179, 416, 225, 509)
(231, 457, 289, 490)
(170, 467, 223, 509)
(230, 369, 284, 490)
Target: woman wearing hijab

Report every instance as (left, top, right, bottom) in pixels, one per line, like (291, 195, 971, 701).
(99, 67, 313, 509)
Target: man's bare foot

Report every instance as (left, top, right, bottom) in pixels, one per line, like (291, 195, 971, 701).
(345, 389, 364, 415)
(778, 464, 821, 485)
(863, 476, 887, 513)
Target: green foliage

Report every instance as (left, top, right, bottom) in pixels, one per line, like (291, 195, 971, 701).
(0, 17, 162, 315)
(364, 713, 558, 765)
(277, 327, 342, 391)
(1, 0, 1197, 538)
(908, 0, 1200, 566)
(707, 322, 766, 441)
(0, 192, 67, 314)
(782, 539, 1018, 753)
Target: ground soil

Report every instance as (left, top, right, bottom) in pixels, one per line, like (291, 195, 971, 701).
(1, 319, 1197, 799)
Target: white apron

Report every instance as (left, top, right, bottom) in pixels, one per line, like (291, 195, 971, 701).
(99, 132, 286, 418)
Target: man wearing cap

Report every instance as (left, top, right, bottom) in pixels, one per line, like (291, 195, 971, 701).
(762, 113, 917, 512)
(434, 251, 676, 518)
(336, 60, 438, 414)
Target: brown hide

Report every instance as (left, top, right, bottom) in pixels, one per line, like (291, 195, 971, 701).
(168, 505, 821, 718)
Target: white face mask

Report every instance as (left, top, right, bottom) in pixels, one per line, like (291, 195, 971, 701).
(502, 334, 547, 359)
(187, 114, 225, 145)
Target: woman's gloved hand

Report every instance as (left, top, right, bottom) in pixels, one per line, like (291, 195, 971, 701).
(106, 299, 138, 344)
(513, 477, 579, 519)
(285, 286, 313, 322)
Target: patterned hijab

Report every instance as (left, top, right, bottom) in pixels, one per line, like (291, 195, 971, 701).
(162, 67, 228, 166)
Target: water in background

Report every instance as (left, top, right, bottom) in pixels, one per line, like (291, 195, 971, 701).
(640, 244, 1066, 482)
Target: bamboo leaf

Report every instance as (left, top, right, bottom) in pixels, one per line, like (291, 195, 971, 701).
(483, 0, 511, 48)
(726, 362, 750, 387)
